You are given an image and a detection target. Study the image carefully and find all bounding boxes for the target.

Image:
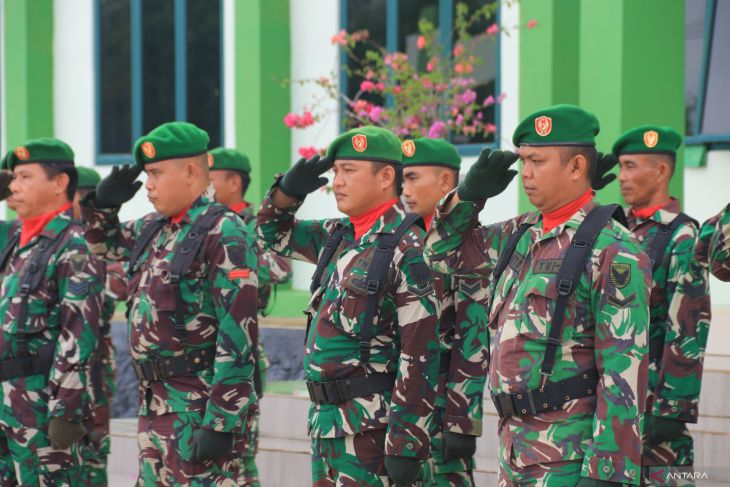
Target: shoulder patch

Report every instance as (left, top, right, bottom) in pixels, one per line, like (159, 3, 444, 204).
(69, 254, 88, 274)
(609, 263, 631, 289)
(68, 280, 90, 295)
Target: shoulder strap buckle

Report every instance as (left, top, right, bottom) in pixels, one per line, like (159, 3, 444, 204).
(366, 279, 380, 295)
(557, 279, 573, 296)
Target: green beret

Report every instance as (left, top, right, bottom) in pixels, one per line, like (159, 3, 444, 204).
(612, 125, 682, 156)
(326, 126, 402, 165)
(5, 138, 75, 171)
(512, 104, 600, 147)
(133, 121, 209, 167)
(210, 147, 252, 173)
(400, 138, 461, 171)
(76, 167, 102, 189)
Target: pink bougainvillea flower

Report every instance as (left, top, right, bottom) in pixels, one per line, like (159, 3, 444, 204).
(301, 111, 314, 127)
(496, 93, 507, 103)
(461, 89, 477, 105)
(393, 86, 402, 95)
(284, 113, 300, 128)
(376, 82, 385, 91)
(486, 23, 499, 36)
(360, 80, 375, 92)
(485, 123, 497, 133)
(298, 146, 319, 159)
(527, 19, 538, 29)
(331, 29, 348, 46)
(453, 44, 463, 57)
(426, 62, 434, 72)
(428, 120, 447, 139)
(417, 35, 427, 50)
(483, 95, 495, 107)
(454, 63, 464, 74)
(369, 105, 384, 123)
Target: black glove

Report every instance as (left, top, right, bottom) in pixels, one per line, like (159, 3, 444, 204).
(647, 416, 685, 444)
(48, 418, 86, 450)
(592, 152, 618, 190)
(191, 428, 234, 463)
(278, 155, 333, 198)
(457, 148, 519, 201)
(575, 478, 620, 487)
(94, 164, 143, 208)
(442, 432, 477, 462)
(384, 455, 421, 486)
(0, 170, 13, 202)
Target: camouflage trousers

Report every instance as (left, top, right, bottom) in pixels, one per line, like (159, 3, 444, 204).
(422, 393, 475, 486)
(0, 421, 83, 486)
(312, 429, 408, 486)
(81, 404, 111, 486)
(137, 411, 249, 486)
(498, 441, 583, 487)
(239, 412, 261, 487)
(641, 413, 695, 487)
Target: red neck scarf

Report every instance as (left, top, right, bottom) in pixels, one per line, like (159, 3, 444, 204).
(229, 202, 247, 214)
(171, 205, 192, 225)
(424, 213, 435, 231)
(633, 202, 666, 220)
(350, 197, 398, 239)
(20, 202, 73, 247)
(542, 189, 594, 234)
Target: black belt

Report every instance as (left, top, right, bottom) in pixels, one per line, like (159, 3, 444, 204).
(649, 334, 664, 360)
(491, 369, 598, 419)
(132, 347, 214, 382)
(439, 350, 452, 374)
(0, 344, 55, 381)
(307, 372, 396, 405)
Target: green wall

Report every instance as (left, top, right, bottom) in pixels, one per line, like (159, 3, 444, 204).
(234, 0, 291, 206)
(519, 0, 685, 212)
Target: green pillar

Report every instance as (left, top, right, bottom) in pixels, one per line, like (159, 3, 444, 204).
(3, 0, 54, 148)
(234, 0, 291, 206)
(519, 0, 685, 211)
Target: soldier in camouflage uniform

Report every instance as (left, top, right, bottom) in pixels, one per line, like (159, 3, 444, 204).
(72, 166, 127, 486)
(697, 204, 730, 282)
(401, 138, 488, 486)
(0, 139, 103, 486)
(79, 122, 260, 486)
(209, 147, 293, 486)
(424, 105, 651, 486)
(256, 126, 439, 486)
(597, 126, 712, 480)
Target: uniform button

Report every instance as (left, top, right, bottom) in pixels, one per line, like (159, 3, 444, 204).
(235, 421, 241, 427)
(672, 406, 678, 412)
(615, 233, 623, 240)
(629, 469, 636, 476)
(406, 443, 414, 451)
(691, 408, 696, 415)
(215, 418, 222, 423)
(603, 466, 611, 473)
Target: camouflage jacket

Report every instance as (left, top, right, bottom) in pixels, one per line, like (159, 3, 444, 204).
(81, 194, 259, 434)
(0, 210, 103, 426)
(697, 203, 730, 281)
(434, 273, 489, 437)
(424, 193, 650, 485)
(238, 203, 292, 311)
(256, 191, 439, 460)
(625, 199, 710, 424)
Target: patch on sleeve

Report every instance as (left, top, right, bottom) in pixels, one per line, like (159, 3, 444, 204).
(608, 293, 636, 308)
(609, 263, 631, 289)
(406, 260, 434, 297)
(68, 280, 90, 295)
(228, 268, 251, 280)
(69, 254, 88, 274)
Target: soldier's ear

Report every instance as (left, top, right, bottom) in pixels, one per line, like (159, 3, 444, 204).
(569, 153, 588, 182)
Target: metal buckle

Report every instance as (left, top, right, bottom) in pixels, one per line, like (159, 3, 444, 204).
(307, 381, 328, 404)
(557, 279, 572, 295)
(495, 393, 515, 418)
(366, 280, 380, 295)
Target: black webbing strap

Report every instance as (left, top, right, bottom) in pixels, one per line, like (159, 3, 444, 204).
(360, 213, 423, 366)
(15, 228, 71, 357)
(306, 372, 397, 405)
(129, 216, 166, 274)
(168, 205, 227, 347)
(0, 232, 20, 274)
(310, 222, 351, 294)
(0, 343, 56, 381)
(488, 222, 533, 315)
(539, 204, 625, 386)
(647, 213, 696, 272)
(131, 347, 215, 381)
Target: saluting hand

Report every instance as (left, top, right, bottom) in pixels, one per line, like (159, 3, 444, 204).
(592, 152, 618, 191)
(278, 155, 334, 199)
(457, 148, 519, 201)
(0, 170, 13, 202)
(95, 164, 143, 208)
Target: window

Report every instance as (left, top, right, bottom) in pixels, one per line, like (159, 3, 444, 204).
(685, 0, 730, 144)
(340, 0, 500, 153)
(95, 0, 223, 162)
